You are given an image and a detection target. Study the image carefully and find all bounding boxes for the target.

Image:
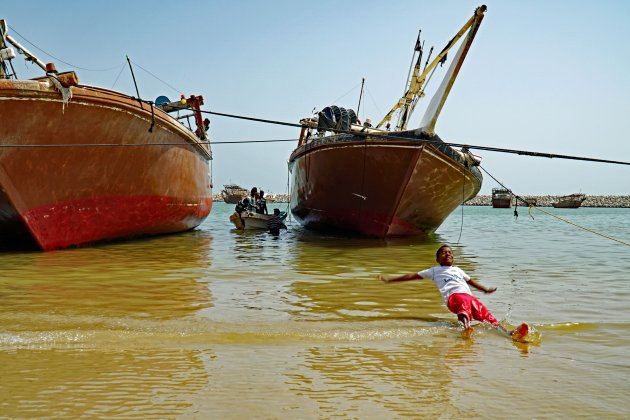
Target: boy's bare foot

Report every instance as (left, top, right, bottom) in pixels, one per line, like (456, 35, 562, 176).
(462, 326, 474, 339)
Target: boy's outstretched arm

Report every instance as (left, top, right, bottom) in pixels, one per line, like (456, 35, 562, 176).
(379, 273, 422, 283)
(467, 278, 497, 294)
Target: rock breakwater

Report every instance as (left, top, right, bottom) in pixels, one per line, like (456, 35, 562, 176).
(212, 193, 289, 203)
(465, 195, 630, 208)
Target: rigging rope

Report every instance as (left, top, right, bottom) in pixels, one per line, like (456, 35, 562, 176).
(329, 81, 363, 106)
(110, 63, 127, 90)
(531, 206, 629, 247)
(9, 23, 184, 95)
(127, 59, 182, 96)
(8, 25, 122, 72)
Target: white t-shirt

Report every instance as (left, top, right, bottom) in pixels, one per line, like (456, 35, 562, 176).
(418, 265, 472, 304)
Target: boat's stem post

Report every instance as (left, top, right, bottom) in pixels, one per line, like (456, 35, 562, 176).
(298, 126, 307, 147)
(125, 55, 144, 109)
(0, 20, 9, 79)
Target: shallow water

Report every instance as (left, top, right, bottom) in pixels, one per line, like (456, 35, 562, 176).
(1, 203, 629, 418)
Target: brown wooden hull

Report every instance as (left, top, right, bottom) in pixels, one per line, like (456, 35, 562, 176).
(222, 195, 244, 204)
(492, 189, 512, 208)
(552, 201, 584, 208)
(0, 79, 213, 250)
(289, 132, 482, 237)
(552, 194, 586, 208)
(492, 199, 512, 208)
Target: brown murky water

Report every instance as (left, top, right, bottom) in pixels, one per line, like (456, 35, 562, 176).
(1, 204, 629, 418)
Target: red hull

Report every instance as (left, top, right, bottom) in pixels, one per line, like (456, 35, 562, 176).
(0, 79, 212, 250)
(289, 133, 482, 237)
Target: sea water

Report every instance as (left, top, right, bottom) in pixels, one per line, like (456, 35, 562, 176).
(1, 203, 629, 418)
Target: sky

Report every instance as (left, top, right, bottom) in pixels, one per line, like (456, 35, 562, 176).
(3, 0, 629, 196)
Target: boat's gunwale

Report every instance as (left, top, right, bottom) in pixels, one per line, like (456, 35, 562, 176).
(0, 81, 212, 161)
(289, 131, 482, 185)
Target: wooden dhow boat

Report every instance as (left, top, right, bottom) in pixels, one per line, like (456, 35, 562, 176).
(492, 188, 512, 208)
(0, 20, 212, 250)
(221, 184, 248, 204)
(289, 6, 486, 237)
(552, 193, 586, 209)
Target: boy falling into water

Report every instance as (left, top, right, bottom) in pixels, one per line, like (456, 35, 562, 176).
(379, 244, 528, 339)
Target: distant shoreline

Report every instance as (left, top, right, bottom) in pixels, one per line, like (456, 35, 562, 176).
(464, 195, 630, 208)
(212, 193, 290, 203)
(212, 194, 630, 208)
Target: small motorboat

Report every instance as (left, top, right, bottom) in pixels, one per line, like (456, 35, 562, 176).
(230, 211, 287, 230)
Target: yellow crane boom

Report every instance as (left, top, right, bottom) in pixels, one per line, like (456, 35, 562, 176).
(377, 5, 487, 131)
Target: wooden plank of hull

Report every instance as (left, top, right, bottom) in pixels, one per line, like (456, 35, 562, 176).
(0, 81, 212, 250)
(492, 199, 512, 208)
(552, 194, 585, 208)
(222, 194, 245, 204)
(289, 140, 480, 237)
(552, 202, 582, 209)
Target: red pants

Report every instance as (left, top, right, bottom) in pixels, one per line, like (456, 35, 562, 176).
(447, 293, 499, 326)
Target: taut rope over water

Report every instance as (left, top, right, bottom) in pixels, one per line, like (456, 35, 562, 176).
(479, 166, 630, 247)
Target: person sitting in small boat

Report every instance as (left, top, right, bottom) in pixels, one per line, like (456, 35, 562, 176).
(256, 190, 269, 215)
(233, 197, 251, 228)
(249, 187, 259, 212)
(267, 208, 282, 237)
(234, 197, 250, 215)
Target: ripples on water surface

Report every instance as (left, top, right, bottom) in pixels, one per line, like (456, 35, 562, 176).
(1, 203, 629, 418)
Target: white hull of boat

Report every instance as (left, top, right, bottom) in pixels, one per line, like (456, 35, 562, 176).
(229, 212, 286, 230)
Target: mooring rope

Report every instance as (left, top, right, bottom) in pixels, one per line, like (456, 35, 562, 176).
(197, 110, 630, 167)
(479, 166, 630, 247)
(2, 106, 630, 168)
(455, 168, 466, 244)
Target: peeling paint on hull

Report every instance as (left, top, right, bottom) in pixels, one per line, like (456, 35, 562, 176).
(0, 80, 212, 250)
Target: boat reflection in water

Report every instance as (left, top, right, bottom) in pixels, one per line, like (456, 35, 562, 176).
(289, 6, 487, 238)
(287, 231, 479, 322)
(283, 232, 487, 417)
(0, 230, 215, 418)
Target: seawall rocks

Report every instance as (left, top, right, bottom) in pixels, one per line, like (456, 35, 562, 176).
(464, 195, 630, 208)
(213, 193, 290, 203)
